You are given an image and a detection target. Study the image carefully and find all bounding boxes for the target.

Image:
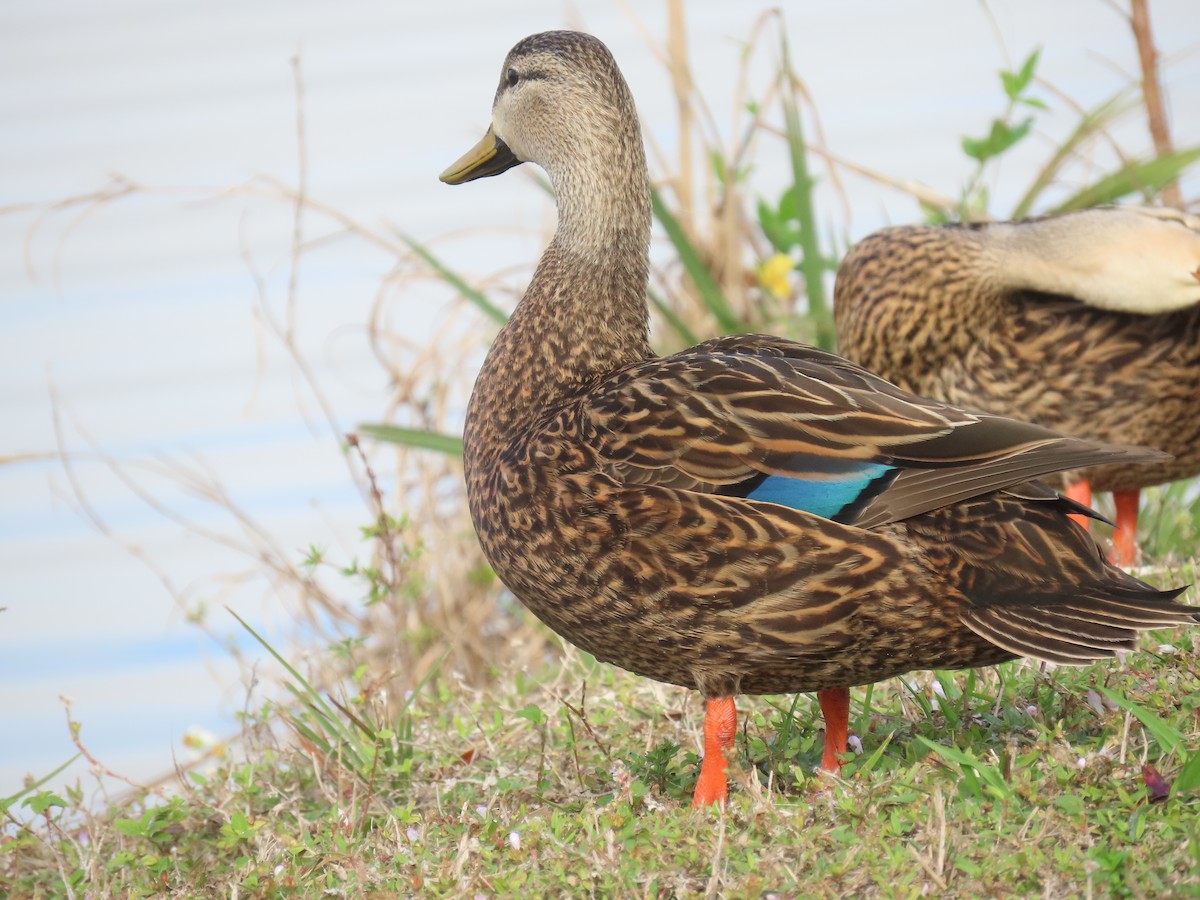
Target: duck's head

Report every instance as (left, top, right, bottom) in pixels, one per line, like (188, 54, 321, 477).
(986, 206, 1200, 315)
(440, 30, 644, 191)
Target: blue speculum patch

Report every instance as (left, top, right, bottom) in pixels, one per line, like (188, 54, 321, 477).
(745, 462, 895, 521)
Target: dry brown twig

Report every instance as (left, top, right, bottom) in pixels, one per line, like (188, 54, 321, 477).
(60, 696, 162, 798)
(1128, 0, 1182, 208)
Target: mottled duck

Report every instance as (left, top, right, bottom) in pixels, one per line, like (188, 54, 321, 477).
(442, 31, 1197, 806)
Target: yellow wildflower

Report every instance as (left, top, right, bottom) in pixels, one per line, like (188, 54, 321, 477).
(757, 252, 794, 299)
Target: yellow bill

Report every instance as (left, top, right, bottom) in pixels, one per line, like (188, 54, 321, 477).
(440, 127, 522, 184)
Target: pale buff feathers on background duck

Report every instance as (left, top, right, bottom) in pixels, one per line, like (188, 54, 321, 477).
(834, 208, 1200, 567)
(441, 30, 1197, 807)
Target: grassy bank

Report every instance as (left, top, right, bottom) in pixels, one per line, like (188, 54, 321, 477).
(5, 616, 1200, 895)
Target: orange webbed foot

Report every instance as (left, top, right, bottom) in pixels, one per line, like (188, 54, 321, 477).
(693, 696, 737, 807)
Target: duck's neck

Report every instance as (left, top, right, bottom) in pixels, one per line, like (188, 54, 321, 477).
(978, 215, 1100, 303)
(466, 140, 653, 460)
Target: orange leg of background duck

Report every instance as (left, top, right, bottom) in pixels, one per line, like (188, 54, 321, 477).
(1064, 480, 1093, 529)
(1066, 481, 1140, 568)
(1111, 489, 1140, 569)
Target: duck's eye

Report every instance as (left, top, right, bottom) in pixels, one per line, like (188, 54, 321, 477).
(506, 67, 519, 87)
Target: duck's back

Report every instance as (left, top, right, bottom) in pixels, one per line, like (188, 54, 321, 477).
(834, 224, 1200, 492)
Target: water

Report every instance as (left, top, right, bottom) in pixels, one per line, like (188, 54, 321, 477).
(2, 0, 1197, 799)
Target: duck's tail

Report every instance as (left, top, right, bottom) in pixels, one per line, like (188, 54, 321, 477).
(960, 583, 1196, 665)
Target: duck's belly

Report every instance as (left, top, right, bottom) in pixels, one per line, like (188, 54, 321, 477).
(476, 500, 1012, 698)
(583, 617, 1015, 697)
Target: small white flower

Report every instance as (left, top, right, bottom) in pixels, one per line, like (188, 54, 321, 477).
(508, 831, 521, 851)
(182, 726, 219, 749)
(847, 735, 863, 754)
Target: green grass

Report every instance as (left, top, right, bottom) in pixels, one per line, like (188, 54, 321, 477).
(4, 625, 1199, 897)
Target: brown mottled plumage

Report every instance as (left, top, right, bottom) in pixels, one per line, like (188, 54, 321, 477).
(834, 211, 1200, 564)
(443, 31, 1197, 806)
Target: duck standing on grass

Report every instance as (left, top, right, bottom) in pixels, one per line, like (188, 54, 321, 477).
(834, 209, 1200, 568)
(441, 30, 1198, 807)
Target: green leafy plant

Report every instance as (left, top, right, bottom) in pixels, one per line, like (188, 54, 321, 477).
(229, 608, 434, 803)
(918, 736, 1014, 801)
(1100, 687, 1200, 795)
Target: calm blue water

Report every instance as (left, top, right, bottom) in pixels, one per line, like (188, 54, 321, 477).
(2, 0, 1198, 801)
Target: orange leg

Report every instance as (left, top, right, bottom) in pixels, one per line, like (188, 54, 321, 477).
(1064, 479, 1093, 530)
(1111, 489, 1140, 569)
(693, 696, 737, 807)
(818, 687, 851, 773)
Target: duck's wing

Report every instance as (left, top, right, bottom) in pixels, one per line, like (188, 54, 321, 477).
(572, 334, 1163, 527)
